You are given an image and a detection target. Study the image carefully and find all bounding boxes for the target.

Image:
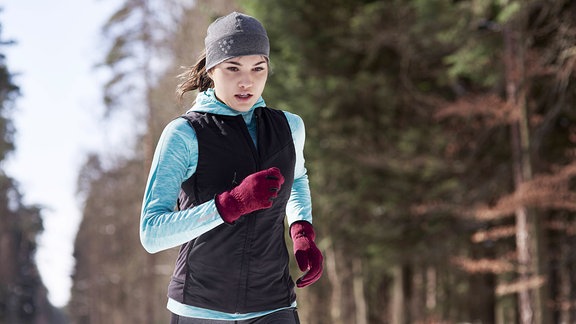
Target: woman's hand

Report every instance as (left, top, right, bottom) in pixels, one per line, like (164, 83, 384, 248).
(215, 167, 285, 223)
(290, 221, 323, 288)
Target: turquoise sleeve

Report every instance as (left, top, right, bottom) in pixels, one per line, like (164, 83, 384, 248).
(283, 112, 313, 226)
(140, 118, 224, 254)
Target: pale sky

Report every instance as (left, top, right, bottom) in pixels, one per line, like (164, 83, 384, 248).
(3, 0, 125, 307)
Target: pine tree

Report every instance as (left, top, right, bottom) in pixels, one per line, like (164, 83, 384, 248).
(0, 13, 63, 324)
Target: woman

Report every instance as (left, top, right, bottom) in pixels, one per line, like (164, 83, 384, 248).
(140, 12, 323, 323)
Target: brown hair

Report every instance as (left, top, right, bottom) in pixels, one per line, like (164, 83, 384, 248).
(176, 50, 214, 101)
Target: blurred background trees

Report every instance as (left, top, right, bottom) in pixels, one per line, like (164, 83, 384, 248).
(2, 0, 576, 323)
(0, 15, 66, 324)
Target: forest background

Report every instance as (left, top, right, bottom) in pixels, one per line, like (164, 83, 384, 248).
(1, 0, 576, 323)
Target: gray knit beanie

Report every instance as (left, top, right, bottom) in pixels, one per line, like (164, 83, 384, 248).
(205, 12, 270, 71)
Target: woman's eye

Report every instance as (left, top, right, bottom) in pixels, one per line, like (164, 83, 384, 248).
(226, 67, 239, 72)
(253, 67, 265, 72)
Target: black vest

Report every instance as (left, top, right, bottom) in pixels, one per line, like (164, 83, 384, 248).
(167, 107, 297, 313)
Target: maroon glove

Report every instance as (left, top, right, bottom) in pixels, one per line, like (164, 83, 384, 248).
(215, 167, 285, 223)
(290, 221, 323, 288)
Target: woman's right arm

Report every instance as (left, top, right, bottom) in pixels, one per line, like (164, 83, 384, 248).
(140, 118, 224, 254)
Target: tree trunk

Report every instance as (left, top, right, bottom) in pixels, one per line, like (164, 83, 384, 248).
(426, 266, 437, 312)
(352, 258, 368, 324)
(558, 242, 571, 323)
(503, 9, 549, 324)
(325, 240, 344, 324)
(390, 265, 408, 324)
(325, 240, 371, 324)
(140, 0, 159, 322)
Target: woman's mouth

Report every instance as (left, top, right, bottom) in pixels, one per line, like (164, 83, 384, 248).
(235, 94, 253, 101)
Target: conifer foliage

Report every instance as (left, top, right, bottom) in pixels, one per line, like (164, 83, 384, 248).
(65, 0, 576, 323)
(0, 14, 64, 324)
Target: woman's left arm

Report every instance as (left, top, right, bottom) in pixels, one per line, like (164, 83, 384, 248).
(284, 111, 324, 287)
(283, 112, 313, 225)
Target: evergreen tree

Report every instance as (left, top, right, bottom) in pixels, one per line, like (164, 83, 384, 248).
(0, 13, 65, 324)
(67, 0, 576, 322)
(241, 0, 576, 322)
(241, 1, 474, 322)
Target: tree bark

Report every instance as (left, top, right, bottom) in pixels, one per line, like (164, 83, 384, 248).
(325, 240, 344, 324)
(390, 265, 407, 324)
(352, 257, 368, 324)
(503, 9, 548, 324)
(558, 242, 571, 323)
(141, 0, 159, 322)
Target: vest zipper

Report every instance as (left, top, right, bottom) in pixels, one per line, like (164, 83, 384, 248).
(234, 112, 260, 312)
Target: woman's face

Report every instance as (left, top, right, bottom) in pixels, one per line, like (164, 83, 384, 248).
(209, 55, 269, 112)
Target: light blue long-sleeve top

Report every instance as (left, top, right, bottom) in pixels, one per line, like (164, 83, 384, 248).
(140, 89, 313, 320)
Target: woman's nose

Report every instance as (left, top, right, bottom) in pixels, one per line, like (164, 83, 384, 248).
(238, 74, 253, 88)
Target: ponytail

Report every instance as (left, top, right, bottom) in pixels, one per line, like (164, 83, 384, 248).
(176, 50, 213, 101)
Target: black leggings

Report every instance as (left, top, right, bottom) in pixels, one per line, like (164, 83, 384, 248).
(170, 309, 300, 324)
